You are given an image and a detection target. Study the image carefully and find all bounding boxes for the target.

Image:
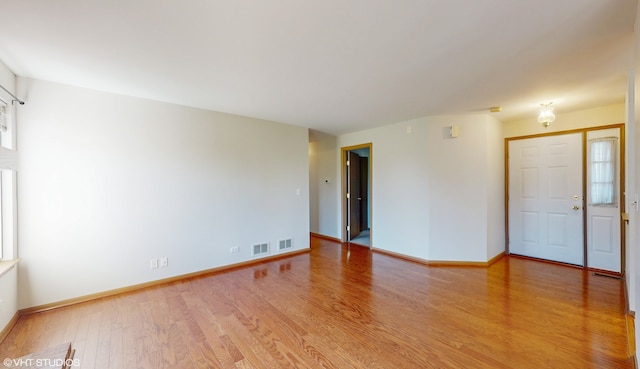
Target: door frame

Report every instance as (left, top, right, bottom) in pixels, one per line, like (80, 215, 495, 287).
(504, 123, 626, 273)
(341, 143, 373, 247)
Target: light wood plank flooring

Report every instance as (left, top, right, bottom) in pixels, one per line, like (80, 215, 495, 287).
(0, 236, 634, 368)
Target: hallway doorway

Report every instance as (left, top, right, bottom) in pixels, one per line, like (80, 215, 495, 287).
(342, 143, 372, 247)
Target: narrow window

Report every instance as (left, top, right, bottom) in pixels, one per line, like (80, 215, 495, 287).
(589, 137, 617, 206)
(0, 98, 16, 260)
(0, 100, 13, 149)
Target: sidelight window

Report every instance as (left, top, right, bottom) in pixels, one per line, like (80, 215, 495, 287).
(588, 137, 617, 206)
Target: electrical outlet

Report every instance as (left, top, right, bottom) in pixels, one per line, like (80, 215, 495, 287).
(160, 257, 168, 267)
(150, 258, 158, 269)
(230, 246, 239, 253)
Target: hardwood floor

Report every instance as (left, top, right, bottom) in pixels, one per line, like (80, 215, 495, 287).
(0, 236, 634, 368)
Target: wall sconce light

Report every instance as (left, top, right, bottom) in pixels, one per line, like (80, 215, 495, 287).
(537, 103, 555, 128)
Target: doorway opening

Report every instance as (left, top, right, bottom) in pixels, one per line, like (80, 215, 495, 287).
(341, 143, 372, 248)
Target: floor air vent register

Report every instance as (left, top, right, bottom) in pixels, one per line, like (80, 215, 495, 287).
(252, 242, 269, 256)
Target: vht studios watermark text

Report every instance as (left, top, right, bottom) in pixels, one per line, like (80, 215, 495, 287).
(3, 357, 81, 367)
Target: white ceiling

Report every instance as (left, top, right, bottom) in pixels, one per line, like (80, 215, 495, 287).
(0, 0, 636, 135)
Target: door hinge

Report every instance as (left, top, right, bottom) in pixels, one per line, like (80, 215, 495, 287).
(346, 226, 350, 231)
(346, 160, 350, 166)
(346, 193, 350, 199)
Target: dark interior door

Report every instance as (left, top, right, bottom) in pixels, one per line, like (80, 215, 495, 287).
(348, 151, 361, 239)
(359, 156, 368, 231)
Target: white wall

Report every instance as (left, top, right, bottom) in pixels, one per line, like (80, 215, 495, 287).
(338, 119, 431, 259)
(309, 130, 339, 237)
(16, 78, 310, 308)
(632, 6, 640, 365)
(486, 116, 505, 259)
(634, 66, 640, 367)
(625, 71, 636, 317)
(332, 114, 504, 262)
(425, 115, 504, 262)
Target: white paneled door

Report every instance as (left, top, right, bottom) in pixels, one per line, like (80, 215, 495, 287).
(508, 133, 584, 266)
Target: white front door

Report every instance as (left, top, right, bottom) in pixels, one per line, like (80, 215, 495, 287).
(586, 128, 621, 272)
(508, 133, 584, 265)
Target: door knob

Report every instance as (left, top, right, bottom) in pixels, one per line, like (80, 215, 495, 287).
(572, 205, 580, 210)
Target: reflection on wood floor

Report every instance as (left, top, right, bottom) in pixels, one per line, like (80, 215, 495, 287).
(0, 235, 633, 368)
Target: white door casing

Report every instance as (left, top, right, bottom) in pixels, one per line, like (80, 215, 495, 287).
(508, 133, 584, 266)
